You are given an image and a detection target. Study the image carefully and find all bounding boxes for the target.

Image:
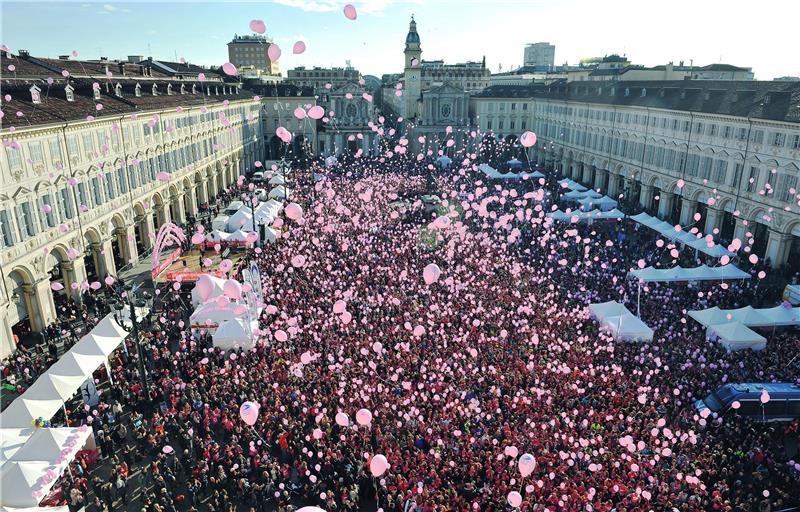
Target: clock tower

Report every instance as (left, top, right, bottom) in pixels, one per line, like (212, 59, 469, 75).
(403, 16, 422, 120)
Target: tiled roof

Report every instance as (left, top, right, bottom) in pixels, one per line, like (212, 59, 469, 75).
(0, 79, 256, 129)
(473, 84, 545, 98)
(247, 83, 315, 97)
(539, 80, 800, 124)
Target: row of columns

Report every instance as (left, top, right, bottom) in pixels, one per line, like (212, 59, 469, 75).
(1, 156, 242, 353)
(550, 153, 797, 269)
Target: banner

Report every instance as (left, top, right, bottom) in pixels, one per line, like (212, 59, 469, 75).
(165, 270, 225, 282)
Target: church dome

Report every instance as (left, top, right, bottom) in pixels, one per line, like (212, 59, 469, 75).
(405, 18, 420, 44)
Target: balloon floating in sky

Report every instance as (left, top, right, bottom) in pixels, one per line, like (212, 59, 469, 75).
(249, 19, 266, 34)
(293, 41, 306, 54)
(343, 4, 357, 20)
(222, 62, 238, 76)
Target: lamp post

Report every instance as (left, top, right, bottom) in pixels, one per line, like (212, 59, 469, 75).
(110, 283, 152, 402)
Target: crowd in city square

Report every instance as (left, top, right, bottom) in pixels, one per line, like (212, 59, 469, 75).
(2, 145, 800, 512)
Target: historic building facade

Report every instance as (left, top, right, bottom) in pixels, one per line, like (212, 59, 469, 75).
(474, 81, 800, 269)
(0, 51, 292, 355)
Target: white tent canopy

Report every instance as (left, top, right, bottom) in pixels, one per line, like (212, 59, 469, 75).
(0, 429, 32, 466)
(206, 230, 231, 242)
(227, 229, 253, 242)
(268, 175, 286, 185)
(21, 373, 86, 403)
(562, 189, 602, 200)
(630, 211, 734, 258)
(707, 322, 767, 352)
(588, 301, 654, 342)
(262, 226, 280, 243)
(579, 195, 617, 212)
(479, 163, 544, 180)
(689, 305, 800, 328)
(0, 426, 93, 508)
(269, 186, 291, 200)
(227, 209, 254, 232)
(547, 208, 624, 222)
(212, 318, 257, 350)
(0, 313, 125, 429)
(557, 178, 588, 192)
(190, 302, 237, 327)
(0, 461, 55, 508)
(602, 314, 654, 342)
(630, 264, 750, 283)
(588, 301, 630, 319)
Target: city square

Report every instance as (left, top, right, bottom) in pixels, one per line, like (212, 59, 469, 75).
(1, 1, 799, 511)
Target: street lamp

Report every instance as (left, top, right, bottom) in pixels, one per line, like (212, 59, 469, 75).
(110, 283, 152, 402)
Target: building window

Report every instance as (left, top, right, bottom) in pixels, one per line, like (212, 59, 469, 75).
(181, 84, 186, 95)
(487, 120, 492, 130)
(93, 87, 101, 101)
(746, 166, 759, 192)
(5, 146, 23, 169)
(65, 85, 74, 102)
(0, 209, 15, 247)
(114, 83, 123, 97)
(723, 126, 732, 139)
(29, 142, 44, 164)
(49, 139, 62, 163)
(30, 85, 42, 104)
(521, 120, 526, 130)
(772, 132, 786, 147)
(752, 130, 764, 144)
(709, 124, 718, 137)
(135, 83, 142, 97)
(793, 134, 800, 149)
(152, 84, 158, 96)
(440, 104, 451, 118)
(167, 83, 173, 95)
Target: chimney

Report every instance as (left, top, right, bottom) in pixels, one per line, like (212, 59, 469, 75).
(58, 54, 71, 61)
(118, 62, 125, 76)
(18, 49, 30, 58)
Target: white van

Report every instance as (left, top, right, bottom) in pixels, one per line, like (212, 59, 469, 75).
(251, 171, 264, 183)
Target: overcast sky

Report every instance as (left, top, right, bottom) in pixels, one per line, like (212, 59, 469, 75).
(2, 0, 798, 80)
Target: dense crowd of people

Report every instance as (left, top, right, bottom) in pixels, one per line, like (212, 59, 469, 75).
(3, 147, 800, 512)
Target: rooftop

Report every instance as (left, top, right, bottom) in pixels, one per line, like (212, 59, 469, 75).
(539, 80, 800, 123)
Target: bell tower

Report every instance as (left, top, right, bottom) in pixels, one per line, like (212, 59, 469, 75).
(403, 16, 422, 120)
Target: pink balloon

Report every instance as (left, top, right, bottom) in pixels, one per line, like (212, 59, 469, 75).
(340, 310, 352, 324)
(41, 204, 52, 214)
(104, 276, 114, 286)
(223, 279, 242, 300)
(50, 282, 64, 291)
(333, 300, 347, 314)
(370, 454, 389, 477)
(308, 106, 325, 120)
(293, 41, 306, 54)
(222, 62, 237, 76)
(507, 491, 523, 508)
(239, 401, 260, 426)
(293, 107, 307, 120)
(195, 274, 215, 302)
(335, 412, 350, 427)
(422, 263, 441, 285)
(191, 233, 205, 245)
(89, 281, 102, 290)
(285, 202, 304, 220)
(249, 19, 266, 34)
(267, 44, 281, 62)
(156, 172, 171, 182)
(520, 131, 537, 148)
(291, 254, 306, 268)
(355, 408, 372, 426)
(343, 3, 357, 19)
(518, 453, 536, 477)
(275, 329, 288, 342)
(162, 445, 174, 454)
